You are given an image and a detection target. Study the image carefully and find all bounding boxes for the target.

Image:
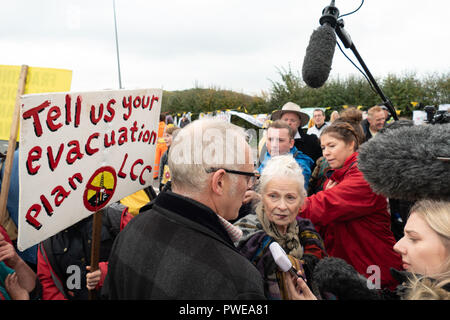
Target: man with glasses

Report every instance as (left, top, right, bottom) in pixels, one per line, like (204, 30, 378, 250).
(102, 118, 266, 299)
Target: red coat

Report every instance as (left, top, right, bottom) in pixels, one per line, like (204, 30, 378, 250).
(300, 152, 402, 290)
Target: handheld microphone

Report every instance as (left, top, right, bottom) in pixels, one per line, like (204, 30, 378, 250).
(302, 1, 339, 88)
(358, 123, 450, 201)
(269, 242, 300, 279)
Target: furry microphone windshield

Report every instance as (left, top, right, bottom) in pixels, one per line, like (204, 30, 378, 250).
(358, 123, 450, 201)
(313, 257, 381, 300)
(302, 24, 336, 88)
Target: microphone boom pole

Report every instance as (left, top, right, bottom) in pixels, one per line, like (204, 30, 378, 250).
(321, 1, 398, 120)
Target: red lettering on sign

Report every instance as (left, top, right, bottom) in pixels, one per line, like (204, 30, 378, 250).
(47, 106, 63, 132)
(40, 195, 54, 217)
(130, 159, 143, 181)
(149, 131, 157, 145)
(123, 96, 132, 120)
(90, 103, 104, 125)
(22, 100, 51, 137)
(25, 204, 42, 230)
(68, 172, 83, 190)
(133, 96, 141, 108)
(51, 185, 70, 207)
(66, 140, 83, 164)
(139, 165, 152, 185)
(104, 131, 116, 148)
(47, 144, 64, 171)
(142, 130, 151, 143)
(118, 153, 128, 178)
(105, 99, 116, 122)
(65, 94, 72, 125)
(75, 95, 82, 128)
(86, 133, 100, 156)
(118, 127, 127, 145)
(27, 146, 42, 175)
(149, 95, 159, 110)
(142, 96, 150, 109)
(130, 121, 138, 142)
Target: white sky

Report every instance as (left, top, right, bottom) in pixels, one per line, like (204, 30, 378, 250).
(1, 0, 449, 96)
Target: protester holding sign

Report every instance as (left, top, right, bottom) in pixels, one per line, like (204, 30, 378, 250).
(37, 203, 132, 300)
(16, 88, 161, 300)
(17, 88, 161, 252)
(0, 227, 37, 300)
(0, 149, 38, 269)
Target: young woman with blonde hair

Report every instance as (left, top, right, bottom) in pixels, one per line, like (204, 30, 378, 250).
(394, 199, 450, 300)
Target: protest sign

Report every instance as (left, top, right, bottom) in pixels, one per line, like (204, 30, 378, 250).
(17, 88, 162, 251)
(228, 111, 267, 128)
(0, 65, 72, 141)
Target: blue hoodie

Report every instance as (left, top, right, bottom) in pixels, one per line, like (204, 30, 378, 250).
(258, 146, 314, 189)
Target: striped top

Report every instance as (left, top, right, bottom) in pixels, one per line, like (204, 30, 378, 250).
(217, 214, 243, 243)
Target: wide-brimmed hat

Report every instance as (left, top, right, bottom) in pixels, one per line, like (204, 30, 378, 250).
(271, 102, 310, 127)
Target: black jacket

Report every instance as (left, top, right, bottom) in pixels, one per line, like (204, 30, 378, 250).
(39, 202, 125, 300)
(361, 119, 373, 142)
(295, 129, 323, 165)
(102, 191, 265, 299)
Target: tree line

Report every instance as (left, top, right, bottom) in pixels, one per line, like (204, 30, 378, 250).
(161, 68, 450, 120)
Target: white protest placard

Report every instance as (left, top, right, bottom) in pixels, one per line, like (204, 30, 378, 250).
(18, 89, 162, 251)
(413, 110, 427, 125)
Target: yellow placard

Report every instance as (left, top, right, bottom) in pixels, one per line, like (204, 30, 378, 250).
(0, 65, 72, 141)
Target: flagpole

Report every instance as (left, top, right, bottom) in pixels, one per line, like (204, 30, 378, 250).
(113, 0, 123, 89)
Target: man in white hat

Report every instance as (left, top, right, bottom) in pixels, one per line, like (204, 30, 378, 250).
(271, 102, 322, 166)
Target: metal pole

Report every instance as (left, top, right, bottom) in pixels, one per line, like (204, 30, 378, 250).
(113, 0, 123, 89)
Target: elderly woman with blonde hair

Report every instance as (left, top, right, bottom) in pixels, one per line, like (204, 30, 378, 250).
(234, 155, 326, 299)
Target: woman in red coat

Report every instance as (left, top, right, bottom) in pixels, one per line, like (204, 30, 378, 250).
(299, 120, 402, 290)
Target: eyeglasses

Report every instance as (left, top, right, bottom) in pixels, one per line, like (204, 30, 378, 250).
(205, 167, 260, 188)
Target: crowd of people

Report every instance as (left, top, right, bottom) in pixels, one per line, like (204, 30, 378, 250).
(0, 102, 449, 301)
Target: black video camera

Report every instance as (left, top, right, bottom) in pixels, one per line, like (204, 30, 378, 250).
(424, 105, 449, 124)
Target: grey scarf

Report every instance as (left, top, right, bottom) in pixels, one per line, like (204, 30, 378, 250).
(255, 202, 303, 259)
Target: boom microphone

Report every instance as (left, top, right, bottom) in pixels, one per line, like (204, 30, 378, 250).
(302, 1, 339, 88)
(302, 24, 336, 89)
(358, 123, 450, 201)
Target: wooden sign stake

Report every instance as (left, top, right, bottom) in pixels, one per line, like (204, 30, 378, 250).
(0, 65, 28, 226)
(88, 191, 105, 300)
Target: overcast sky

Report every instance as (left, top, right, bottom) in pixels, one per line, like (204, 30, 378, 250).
(1, 0, 449, 97)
